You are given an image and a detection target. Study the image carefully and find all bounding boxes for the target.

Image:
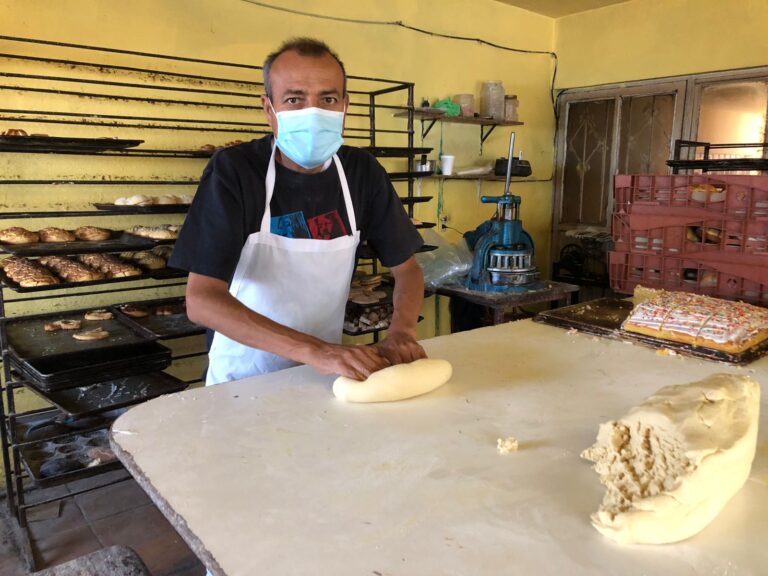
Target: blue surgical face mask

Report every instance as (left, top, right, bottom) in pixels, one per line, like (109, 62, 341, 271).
(273, 106, 344, 169)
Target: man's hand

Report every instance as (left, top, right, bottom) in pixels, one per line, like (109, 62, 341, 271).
(373, 331, 427, 366)
(307, 343, 390, 381)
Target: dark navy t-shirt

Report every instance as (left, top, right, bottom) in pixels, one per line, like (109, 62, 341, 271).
(170, 136, 423, 283)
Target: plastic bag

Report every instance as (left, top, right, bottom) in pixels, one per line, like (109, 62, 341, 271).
(415, 228, 473, 288)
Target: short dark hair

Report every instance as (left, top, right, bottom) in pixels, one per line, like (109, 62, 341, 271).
(263, 37, 347, 100)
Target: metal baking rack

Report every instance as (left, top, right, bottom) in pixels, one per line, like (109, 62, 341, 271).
(0, 34, 433, 570)
(668, 140, 768, 174)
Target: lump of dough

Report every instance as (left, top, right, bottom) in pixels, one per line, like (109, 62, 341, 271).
(333, 358, 452, 403)
(581, 373, 760, 545)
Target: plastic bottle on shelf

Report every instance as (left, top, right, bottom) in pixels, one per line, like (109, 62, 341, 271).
(481, 81, 505, 120)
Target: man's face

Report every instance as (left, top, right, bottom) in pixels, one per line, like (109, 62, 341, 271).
(262, 51, 347, 136)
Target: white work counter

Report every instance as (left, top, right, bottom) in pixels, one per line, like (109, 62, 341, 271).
(110, 319, 768, 576)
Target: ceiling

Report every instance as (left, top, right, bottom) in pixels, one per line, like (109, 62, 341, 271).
(495, 0, 632, 18)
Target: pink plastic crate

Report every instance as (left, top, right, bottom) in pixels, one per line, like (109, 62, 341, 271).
(609, 251, 768, 304)
(614, 174, 768, 219)
(612, 213, 768, 256)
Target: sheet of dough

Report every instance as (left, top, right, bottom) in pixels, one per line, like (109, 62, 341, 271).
(333, 358, 452, 402)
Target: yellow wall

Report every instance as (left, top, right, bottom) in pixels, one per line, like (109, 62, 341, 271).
(555, 0, 768, 89)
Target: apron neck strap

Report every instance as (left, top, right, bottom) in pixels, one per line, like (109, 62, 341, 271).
(263, 142, 357, 234)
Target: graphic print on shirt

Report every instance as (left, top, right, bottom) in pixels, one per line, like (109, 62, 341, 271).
(270, 211, 311, 239)
(307, 210, 348, 240)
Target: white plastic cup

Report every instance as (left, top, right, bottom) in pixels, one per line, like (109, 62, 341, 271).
(440, 155, 455, 176)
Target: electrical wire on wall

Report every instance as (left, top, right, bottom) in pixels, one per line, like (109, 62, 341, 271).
(239, 0, 559, 113)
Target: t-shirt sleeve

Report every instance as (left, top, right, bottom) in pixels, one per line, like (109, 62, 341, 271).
(169, 152, 248, 282)
(363, 160, 424, 268)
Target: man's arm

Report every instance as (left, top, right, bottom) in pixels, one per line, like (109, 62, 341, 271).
(186, 272, 389, 380)
(373, 256, 427, 364)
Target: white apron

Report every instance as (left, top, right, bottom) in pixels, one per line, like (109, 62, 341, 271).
(206, 145, 360, 385)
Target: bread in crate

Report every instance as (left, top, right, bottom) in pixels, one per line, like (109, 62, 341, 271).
(623, 286, 768, 353)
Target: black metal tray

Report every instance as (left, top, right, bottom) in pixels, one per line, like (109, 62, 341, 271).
(12, 407, 127, 445)
(93, 203, 190, 214)
(0, 135, 143, 152)
(149, 267, 187, 280)
(120, 231, 178, 246)
(10, 342, 170, 390)
(4, 308, 157, 362)
(19, 428, 123, 488)
(24, 372, 188, 418)
(533, 297, 633, 338)
(112, 297, 204, 340)
(534, 297, 768, 365)
(0, 262, 152, 293)
(0, 231, 155, 257)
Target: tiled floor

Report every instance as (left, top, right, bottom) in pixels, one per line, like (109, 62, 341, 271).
(2, 470, 205, 575)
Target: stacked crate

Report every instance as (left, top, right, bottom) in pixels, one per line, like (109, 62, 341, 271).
(609, 174, 768, 305)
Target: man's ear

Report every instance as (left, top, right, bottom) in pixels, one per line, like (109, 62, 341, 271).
(262, 95, 278, 134)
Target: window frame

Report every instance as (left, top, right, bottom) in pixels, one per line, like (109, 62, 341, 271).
(550, 65, 768, 266)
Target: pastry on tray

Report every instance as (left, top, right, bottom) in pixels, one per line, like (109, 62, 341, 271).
(129, 224, 180, 240)
(38, 256, 105, 282)
(74, 226, 111, 241)
(1, 256, 60, 287)
(622, 286, 768, 353)
(0, 227, 39, 244)
(77, 253, 142, 278)
(38, 227, 76, 243)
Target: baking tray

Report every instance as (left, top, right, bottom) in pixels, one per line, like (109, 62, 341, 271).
(120, 231, 178, 246)
(0, 135, 143, 153)
(0, 260, 151, 292)
(12, 407, 127, 445)
(93, 203, 189, 214)
(149, 267, 187, 280)
(24, 372, 188, 418)
(112, 297, 204, 339)
(534, 297, 768, 365)
(4, 308, 157, 362)
(533, 297, 633, 338)
(18, 428, 122, 488)
(0, 230, 155, 256)
(9, 342, 170, 390)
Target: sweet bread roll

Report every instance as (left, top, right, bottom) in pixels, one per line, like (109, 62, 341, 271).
(0, 227, 39, 244)
(114, 196, 129, 206)
(38, 255, 105, 282)
(1, 256, 59, 286)
(74, 226, 111, 241)
(119, 304, 149, 318)
(77, 253, 142, 278)
(124, 194, 152, 206)
(84, 309, 113, 321)
(180, 195, 194, 205)
(130, 224, 180, 240)
(72, 328, 110, 341)
(155, 194, 181, 205)
(44, 319, 82, 332)
(1, 128, 28, 136)
(38, 227, 76, 243)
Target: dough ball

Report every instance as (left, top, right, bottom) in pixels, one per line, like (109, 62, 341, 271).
(333, 358, 452, 403)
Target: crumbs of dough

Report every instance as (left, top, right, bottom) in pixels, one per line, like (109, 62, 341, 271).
(497, 436, 519, 454)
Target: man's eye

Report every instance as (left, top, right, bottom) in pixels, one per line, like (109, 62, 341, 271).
(323, 97, 338, 105)
(285, 97, 299, 104)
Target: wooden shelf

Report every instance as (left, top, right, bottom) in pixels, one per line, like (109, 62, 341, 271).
(395, 109, 523, 127)
(394, 109, 522, 152)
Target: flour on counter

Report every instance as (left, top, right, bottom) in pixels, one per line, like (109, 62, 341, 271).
(581, 373, 760, 544)
(497, 437, 519, 454)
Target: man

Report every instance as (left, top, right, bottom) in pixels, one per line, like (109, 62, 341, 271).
(170, 37, 427, 385)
